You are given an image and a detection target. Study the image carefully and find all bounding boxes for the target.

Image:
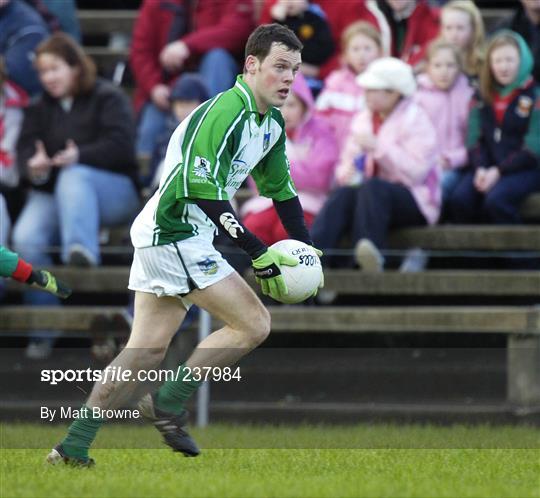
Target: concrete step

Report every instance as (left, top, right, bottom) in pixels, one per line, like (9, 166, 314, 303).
(7, 268, 540, 297)
(1, 305, 539, 335)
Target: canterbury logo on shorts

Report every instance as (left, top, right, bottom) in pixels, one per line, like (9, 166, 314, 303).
(219, 212, 244, 239)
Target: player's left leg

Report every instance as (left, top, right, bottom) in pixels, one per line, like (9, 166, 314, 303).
(47, 291, 187, 466)
(141, 271, 270, 444)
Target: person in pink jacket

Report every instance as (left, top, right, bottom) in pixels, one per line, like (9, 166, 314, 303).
(414, 39, 474, 199)
(242, 73, 338, 246)
(311, 58, 441, 271)
(315, 21, 382, 150)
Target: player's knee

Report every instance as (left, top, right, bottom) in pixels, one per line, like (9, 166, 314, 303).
(122, 345, 168, 369)
(245, 307, 271, 347)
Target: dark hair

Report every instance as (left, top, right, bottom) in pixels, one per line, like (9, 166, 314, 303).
(245, 24, 303, 63)
(36, 33, 97, 95)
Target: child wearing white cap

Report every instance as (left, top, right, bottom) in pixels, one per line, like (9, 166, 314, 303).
(311, 57, 441, 271)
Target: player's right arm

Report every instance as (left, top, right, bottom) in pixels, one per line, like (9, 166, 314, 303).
(194, 198, 297, 300)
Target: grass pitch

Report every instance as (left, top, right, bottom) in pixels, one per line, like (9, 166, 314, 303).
(1, 423, 539, 498)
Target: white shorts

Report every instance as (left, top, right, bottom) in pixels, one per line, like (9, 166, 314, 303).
(128, 238, 236, 309)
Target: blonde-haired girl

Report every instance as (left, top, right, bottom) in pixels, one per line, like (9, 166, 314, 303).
(440, 0, 485, 79)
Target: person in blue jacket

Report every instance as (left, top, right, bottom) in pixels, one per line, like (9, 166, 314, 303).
(0, 0, 49, 96)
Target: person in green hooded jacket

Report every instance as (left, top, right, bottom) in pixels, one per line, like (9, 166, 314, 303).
(447, 30, 540, 223)
(0, 245, 71, 298)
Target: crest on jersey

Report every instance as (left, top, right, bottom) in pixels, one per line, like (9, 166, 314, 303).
(263, 132, 271, 151)
(194, 156, 211, 179)
(197, 258, 218, 275)
(516, 96, 533, 118)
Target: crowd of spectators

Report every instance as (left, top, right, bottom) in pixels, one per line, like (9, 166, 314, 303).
(1, 0, 540, 355)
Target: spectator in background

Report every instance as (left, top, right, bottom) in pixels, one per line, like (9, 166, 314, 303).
(24, 0, 81, 42)
(363, 0, 440, 68)
(12, 34, 140, 358)
(241, 73, 338, 246)
(148, 73, 210, 191)
(415, 39, 473, 200)
(494, 0, 540, 83)
(301, 0, 376, 79)
(259, 0, 334, 92)
(0, 56, 28, 241)
(0, 194, 9, 246)
(0, 0, 49, 97)
(29, 0, 81, 43)
(130, 0, 254, 164)
(316, 21, 382, 150)
(312, 58, 440, 271)
(439, 0, 485, 81)
(447, 31, 540, 224)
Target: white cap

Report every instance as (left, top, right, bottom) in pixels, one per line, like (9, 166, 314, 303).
(356, 57, 417, 97)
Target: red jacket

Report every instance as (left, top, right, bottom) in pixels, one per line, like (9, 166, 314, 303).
(130, 0, 254, 111)
(259, 0, 372, 79)
(363, 0, 440, 67)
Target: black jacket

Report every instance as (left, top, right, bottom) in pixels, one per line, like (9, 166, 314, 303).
(276, 5, 334, 66)
(17, 78, 138, 192)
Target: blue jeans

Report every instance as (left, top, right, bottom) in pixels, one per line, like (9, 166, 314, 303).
(447, 168, 540, 223)
(12, 164, 140, 316)
(198, 48, 238, 96)
(13, 164, 140, 265)
(136, 48, 239, 157)
(441, 169, 462, 201)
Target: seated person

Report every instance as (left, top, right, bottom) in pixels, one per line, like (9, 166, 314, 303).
(439, 0, 485, 82)
(147, 73, 210, 190)
(12, 33, 140, 356)
(316, 21, 382, 150)
(259, 0, 334, 92)
(131, 0, 254, 164)
(414, 39, 473, 200)
(311, 58, 440, 271)
(447, 31, 540, 224)
(242, 73, 338, 245)
(363, 0, 440, 67)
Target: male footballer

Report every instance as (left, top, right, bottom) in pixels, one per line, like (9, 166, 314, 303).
(47, 24, 322, 466)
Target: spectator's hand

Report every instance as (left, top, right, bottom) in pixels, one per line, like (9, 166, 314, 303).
(160, 40, 190, 73)
(476, 166, 500, 193)
(440, 155, 451, 170)
(252, 247, 298, 301)
(28, 140, 52, 182)
(356, 131, 377, 153)
(335, 163, 358, 187)
(150, 84, 171, 111)
(52, 139, 79, 167)
(473, 167, 487, 191)
(28, 140, 52, 170)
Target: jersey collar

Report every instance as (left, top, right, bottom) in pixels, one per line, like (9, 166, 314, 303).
(234, 75, 264, 116)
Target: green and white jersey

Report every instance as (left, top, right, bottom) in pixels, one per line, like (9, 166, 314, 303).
(130, 76, 298, 248)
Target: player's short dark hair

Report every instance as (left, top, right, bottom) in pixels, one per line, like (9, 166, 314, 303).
(245, 24, 303, 63)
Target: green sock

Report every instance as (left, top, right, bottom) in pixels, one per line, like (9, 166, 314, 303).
(155, 365, 203, 414)
(60, 405, 104, 460)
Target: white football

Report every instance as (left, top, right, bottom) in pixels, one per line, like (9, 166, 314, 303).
(270, 239, 323, 304)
